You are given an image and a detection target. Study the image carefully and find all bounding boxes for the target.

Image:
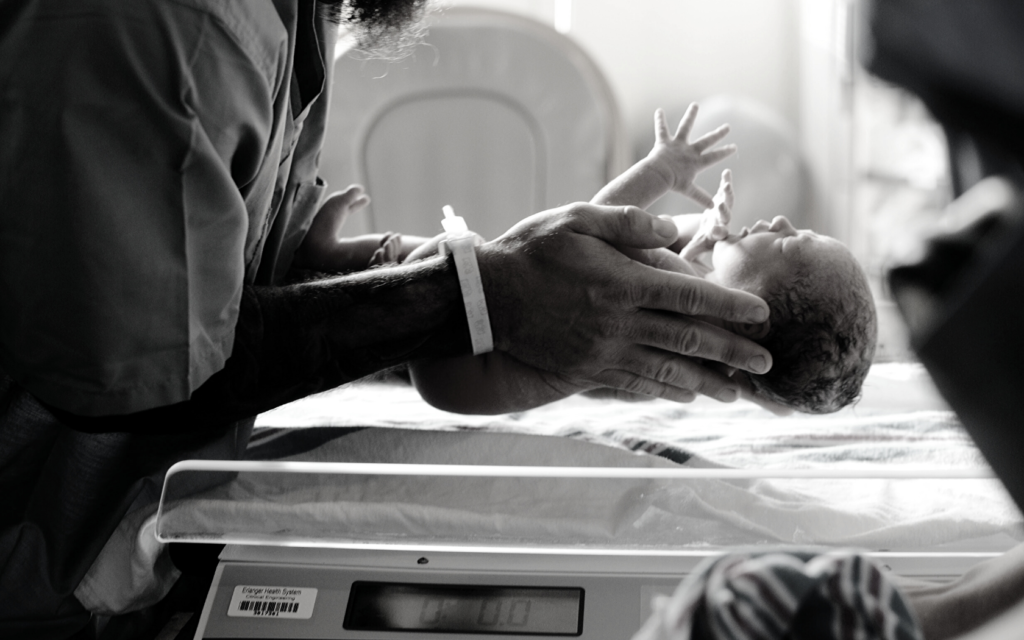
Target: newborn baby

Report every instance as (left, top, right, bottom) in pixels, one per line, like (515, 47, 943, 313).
(408, 104, 877, 415)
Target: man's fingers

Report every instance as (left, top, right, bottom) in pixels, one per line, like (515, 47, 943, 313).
(566, 204, 679, 249)
(593, 347, 742, 402)
(692, 124, 730, 152)
(591, 371, 698, 404)
(633, 269, 770, 330)
(628, 309, 772, 375)
(675, 102, 699, 141)
(488, 201, 772, 402)
(629, 246, 697, 275)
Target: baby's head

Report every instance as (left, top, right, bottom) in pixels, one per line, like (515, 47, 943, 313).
(707, 216, 877, 413)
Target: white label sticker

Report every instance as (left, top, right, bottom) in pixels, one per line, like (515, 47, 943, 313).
(228, 585, 317, 619)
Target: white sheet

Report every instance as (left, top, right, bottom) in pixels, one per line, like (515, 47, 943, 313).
(256, 363, 981, 470)
(206, 363, 1024, 551)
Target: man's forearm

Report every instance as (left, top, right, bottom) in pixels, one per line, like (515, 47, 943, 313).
(51, 255, 471, 433)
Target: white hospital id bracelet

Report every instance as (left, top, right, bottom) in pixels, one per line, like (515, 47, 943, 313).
(439, 206, 494, 355)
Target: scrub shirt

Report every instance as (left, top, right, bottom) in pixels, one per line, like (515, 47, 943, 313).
(0, 0, 334, 416)
(0, 0, 336, 633)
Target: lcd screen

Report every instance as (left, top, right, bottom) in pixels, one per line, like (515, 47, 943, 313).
(344, 582, 583, 635)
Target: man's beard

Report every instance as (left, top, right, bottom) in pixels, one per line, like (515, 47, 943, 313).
(318, 0, 430, 60)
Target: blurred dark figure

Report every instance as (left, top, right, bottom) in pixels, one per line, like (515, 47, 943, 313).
(867, 0, 1024, 533)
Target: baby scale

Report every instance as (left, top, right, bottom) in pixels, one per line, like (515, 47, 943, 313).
(156, 460, 1011, 640)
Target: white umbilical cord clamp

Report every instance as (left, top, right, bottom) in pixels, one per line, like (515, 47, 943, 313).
(439, 205, 494, 355)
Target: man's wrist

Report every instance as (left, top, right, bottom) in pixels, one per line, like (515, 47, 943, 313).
(285, 257, 472, 363)
(473, 242, 508, 354)
(441, 235, 493, 355)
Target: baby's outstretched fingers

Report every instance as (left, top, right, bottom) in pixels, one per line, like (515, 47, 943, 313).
(699, 144, 738, 168)
(714, 205, 729, 228)
(712, 169, 734, 223)
(679, 170, 732, 250)
(692, 124, 731, 153)
(672, 103, 699, 141)
(653, 108, 669, 143)
(709, 218, 729, 241)
(645, 104, 735, 209)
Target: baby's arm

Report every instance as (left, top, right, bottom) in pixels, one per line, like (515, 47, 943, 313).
(592, 104, 736, 210)
(592, 105, 734, 276)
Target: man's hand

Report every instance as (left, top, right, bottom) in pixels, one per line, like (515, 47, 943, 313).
(648, 104, 737, 209)
(477, 202, 772, 404)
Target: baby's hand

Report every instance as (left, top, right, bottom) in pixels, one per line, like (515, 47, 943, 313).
(648, 104, 737, 209)
(294, 184, 371, 271)
(680, 170, 733, 262)
(367, 231, 403, 267)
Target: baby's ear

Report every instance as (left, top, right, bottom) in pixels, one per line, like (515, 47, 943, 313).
(725, 319, 770, 340)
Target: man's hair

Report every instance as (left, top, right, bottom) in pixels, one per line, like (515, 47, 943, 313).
(747, 253, 878, 414)
(318, 0, 429, 59)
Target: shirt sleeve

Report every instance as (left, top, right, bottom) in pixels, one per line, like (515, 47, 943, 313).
(0, 0, 285, 415)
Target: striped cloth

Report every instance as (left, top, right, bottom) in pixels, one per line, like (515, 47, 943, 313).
(633, 549, 923, 640)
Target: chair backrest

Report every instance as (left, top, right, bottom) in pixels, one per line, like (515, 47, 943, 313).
(319, 7, 626, 241)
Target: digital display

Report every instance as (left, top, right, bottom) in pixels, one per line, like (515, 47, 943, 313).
(344, 582, 583, 636)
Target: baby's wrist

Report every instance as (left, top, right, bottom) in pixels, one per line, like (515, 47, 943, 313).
(639, 153, 682, 193)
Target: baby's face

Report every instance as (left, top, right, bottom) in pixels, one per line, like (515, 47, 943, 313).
(705, 216, 852, 296)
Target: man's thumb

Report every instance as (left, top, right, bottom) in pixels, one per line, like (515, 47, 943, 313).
(573, 205, 678, 249)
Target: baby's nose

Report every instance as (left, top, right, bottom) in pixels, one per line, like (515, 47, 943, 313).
(769, 216, 797, 235)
